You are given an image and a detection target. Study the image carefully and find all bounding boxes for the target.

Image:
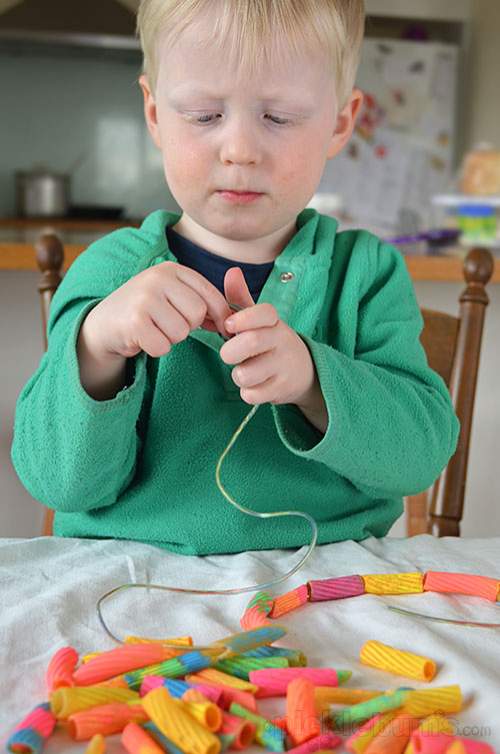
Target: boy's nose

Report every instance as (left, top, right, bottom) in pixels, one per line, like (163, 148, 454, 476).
(219, 120, 261, 165)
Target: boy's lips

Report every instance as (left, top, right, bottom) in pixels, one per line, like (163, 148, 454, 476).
(216, 189, 264, 204)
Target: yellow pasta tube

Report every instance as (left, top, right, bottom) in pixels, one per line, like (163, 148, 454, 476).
(84, 734, 106, 754)
(142, 688, 221, 754)
(360, 640, 437, 682)
(186, 668, 258, 693)
(361, 574, 424, 595)
(125, 635, 193, 646)
(175, 695, 223, 732)
(50, 686, 139, 719)
(315, 687, 383, 713)
(402, 686, 462, 716)
(403, 715, 454, 754)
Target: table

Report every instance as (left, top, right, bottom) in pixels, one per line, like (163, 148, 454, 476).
(1, 535, 499, 752)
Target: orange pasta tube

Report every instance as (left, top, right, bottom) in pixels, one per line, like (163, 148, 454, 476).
(423, 572, 499, 602)
(142, 687, 221, 754)
(73, 644, 180, 686)
(402, 686, 462, 717)
(345, 712, 398, 754)
(50, 686, 139, 719)
(315, 687, 383, 713)
(364, 712, 420, 754)
(404, 715, 455, 754)
(362, 574, 424, 595)
(84, 734, 106, 754)
(360, 641, 437, 682)
(67, 703, 147, 740)
(46, 646, 79, 692)
(287, 678, 321, 745)
(122, 722, 165, 754)
(269, 586, 309, 618)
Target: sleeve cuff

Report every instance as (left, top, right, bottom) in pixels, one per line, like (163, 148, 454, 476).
(271, 335, 338, 465)
(69, 300, 148, 410)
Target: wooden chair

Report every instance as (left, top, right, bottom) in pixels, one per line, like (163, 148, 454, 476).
(35, 232, 64, 536)
(35, 234, 494, 538)
(405, 247, 494, 537)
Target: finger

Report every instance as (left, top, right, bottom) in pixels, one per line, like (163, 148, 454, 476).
(225, 302, 279, 335)
(220, 325, 277, 365)
(148, 299, 191, 345)
(239, 376, 279, 406)
(224, 267, 255, 311)
(164, 280, 209, 330)
(135, 313, 172, 358)
(168, 263, 233, 336)
(231, 350, 277, 389)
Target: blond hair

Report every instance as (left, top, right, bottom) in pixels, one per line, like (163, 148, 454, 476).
(136, 0, 365, 110)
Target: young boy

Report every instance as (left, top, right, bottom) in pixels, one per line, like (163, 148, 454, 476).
(11, 0, 459, 555)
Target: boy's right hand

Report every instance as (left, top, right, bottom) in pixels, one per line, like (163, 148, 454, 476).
(80, 261, 234, 361)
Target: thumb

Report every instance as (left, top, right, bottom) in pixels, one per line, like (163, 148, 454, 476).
(224, 266, 255, 311)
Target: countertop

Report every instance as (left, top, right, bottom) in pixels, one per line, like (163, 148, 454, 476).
(1, 217, 499, 283)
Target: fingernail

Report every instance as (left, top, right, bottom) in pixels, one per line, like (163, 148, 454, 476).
(225, 318, 235, 330)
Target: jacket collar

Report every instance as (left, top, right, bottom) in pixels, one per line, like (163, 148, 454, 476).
(144, 208, 338, 353)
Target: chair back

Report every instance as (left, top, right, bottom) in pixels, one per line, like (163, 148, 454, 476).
(406, 248, 494, 536)
(35, 232, 64, 536)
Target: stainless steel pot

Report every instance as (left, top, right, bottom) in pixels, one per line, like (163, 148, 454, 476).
(15, 167, 71, 217)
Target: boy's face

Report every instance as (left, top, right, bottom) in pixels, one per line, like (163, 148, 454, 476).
(140, 12, 362, 252)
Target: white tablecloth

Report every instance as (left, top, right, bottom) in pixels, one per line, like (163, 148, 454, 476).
(1, 535, 499, 752)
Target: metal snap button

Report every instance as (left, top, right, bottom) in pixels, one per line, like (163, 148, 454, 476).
(280, 271, 294, 283)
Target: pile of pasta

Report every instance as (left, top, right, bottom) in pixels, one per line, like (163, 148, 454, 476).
(7, 570, 498, 754)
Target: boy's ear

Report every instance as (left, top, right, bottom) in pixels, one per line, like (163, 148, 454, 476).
(139, 74, 162, 149)
(326, 87, 364, 160)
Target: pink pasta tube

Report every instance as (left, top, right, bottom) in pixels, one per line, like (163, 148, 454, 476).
(308, 575, 365, 602)
(412, 733, 494, 754)
(67, 702, 147, 740)
(122, 722, 165, 754)
(73, 644, 178, 686)
(285, 732, 342, 754)
(360, 640, 437, 682)
(423, 572, 499, 602)
(249, 667, 350, 698)
(286, 678, 320, 746)
(46, 646, 79, 691)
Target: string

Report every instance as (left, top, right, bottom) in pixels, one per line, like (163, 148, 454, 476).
(387, 605, 500, 629)
(96, 402, 318, 645)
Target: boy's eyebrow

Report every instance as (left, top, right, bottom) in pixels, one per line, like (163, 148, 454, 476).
(168, 83, 310, 106)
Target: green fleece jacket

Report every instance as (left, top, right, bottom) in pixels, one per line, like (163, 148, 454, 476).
(11, 208, 459, 554)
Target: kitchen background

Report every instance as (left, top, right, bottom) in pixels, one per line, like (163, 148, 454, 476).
(1, 0, 499, 537)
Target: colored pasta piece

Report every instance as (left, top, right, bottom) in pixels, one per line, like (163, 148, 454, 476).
(286, 678, 321, 745)
(46, 646, 79, 691)
(360, 640, 437, 682)
(142, 687, 221, 754)
(362, 574, 424, 595)
(308, 575, 365, 602)
(423, 572, 499, 602)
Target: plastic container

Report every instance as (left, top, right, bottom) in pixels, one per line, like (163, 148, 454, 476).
(432, 194, 500, 249)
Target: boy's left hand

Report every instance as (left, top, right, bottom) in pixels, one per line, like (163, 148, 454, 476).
(219, 267, 316, 406)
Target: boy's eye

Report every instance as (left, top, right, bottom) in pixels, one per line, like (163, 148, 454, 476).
(188, 113, 291, 126)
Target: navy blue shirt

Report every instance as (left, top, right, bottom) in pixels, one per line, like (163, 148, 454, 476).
(167, 226, 274, 302)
